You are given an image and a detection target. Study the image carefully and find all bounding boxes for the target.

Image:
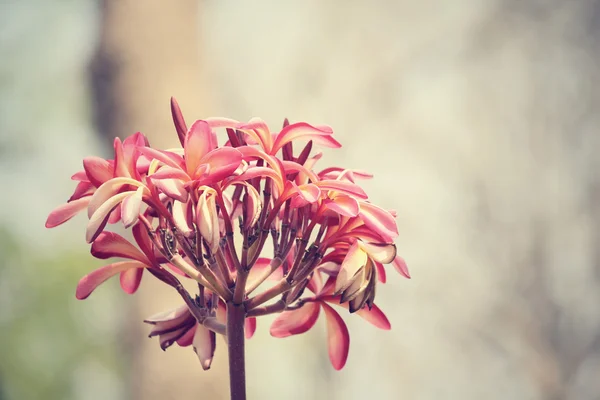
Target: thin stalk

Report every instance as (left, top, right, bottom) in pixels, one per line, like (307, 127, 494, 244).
(226, 302, 247, 400)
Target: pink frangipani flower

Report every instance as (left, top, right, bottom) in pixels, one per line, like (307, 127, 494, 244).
(46, 98, 409, 399)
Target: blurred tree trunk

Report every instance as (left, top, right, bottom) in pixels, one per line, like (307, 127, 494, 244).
(89, 1, 227, 399)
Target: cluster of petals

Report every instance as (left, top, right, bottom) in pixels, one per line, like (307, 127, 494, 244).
(46, 98, 409, 370)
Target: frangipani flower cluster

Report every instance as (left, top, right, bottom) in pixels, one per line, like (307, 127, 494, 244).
(46, 98, 409, 371)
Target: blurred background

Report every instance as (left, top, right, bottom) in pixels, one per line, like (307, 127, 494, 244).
(1, 0, 600, 399)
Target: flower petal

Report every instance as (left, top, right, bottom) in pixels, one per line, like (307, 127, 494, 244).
(359, 202, 399, 241)
(151, 166, 190, 181)
(393, 255, 410, 278)
(355, 303, 391, 330)
(120, 267, 143, 294)
(171, 97, 188, 146)
(272, 122, 337, 154)
(121, 186, 145, 228)
(83, 156, 113, 187)
(138, 147, 184, 169)
(334, 242, 367, 293)
(86, 191, 133, 243)
(270, 302, 321, 338)
(152, 178, 188, 203)
(91, 231, 148, 263)
(87, 177, 144, 218)
(320, 302, 350, 370)
(359, 242, 397, 264)
(245, 317, 257, 339)
(144, 304, 190, 324)
(185, 120, 213, 176)
(172, 200, 194, 237)
(197, 147, 243, 182)
(45, 197, 90, 228)
(76, 260, 147, 299)
(193, 325, 216, 370)
(318, 180, 368, 200)
(196, 189, 220, 252)
(322, 195, 359, 217)
(176, 324, 196, 347)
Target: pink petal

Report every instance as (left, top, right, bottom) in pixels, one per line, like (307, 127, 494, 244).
(121, 186, 145, 228)
(150, 166, 190, 181)
(318, 180, 368, 199)
(176, 324, 197, 347)
(322, 195, 359, 217)
(375, 261, 387, 283)
(69, 180, 94, 202)
(334, 242, 367, 293)
(185, 120, 213, 176)
(45, 197, 90, 228)
(86, 191, 133, 243)
(393, 255, 410, 278)
(228, 166, 284, 194)
(91, 231, 148, 263)
(132, 222, 154, 261)
(355, 303, 391, 330)
(359, 202, 399, 241)
(193, 325, 216, 370)
(120, 267, 143, 294)
(197, 147, 243, 182)
(76, 260, 147, 299)
(236, 118, 272, 151)
(152, 178, 188, 202)
(321, 296, 390, 330)
(138, 147, 184, 169)
(320, 301, 350, 370)
(272, 122, 337, 154)
(83, 156, 113, 187)
(87, 177, 144, 218)
(245, 317, 257, 339)
(359, 242, 397, 264)
(270, 302, 321, 338)
(113, 137, 133, 178)
(71, 170, 88, 181)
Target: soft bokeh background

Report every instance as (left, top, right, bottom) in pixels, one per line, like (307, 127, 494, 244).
(2, 0, 600, 399)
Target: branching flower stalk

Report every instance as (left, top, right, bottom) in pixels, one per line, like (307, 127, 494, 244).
(46, 98, 410, 400)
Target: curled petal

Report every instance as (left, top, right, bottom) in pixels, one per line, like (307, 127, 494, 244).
(88, 177, 144, 218)
(176, 324, 196, 347)
(193, 325, 216, 370)
(393, 255, 410, 278)
(76, 260, 147, 299)
(375, 261, 387, 283)
(121, 186, 145, 228)
(153, 178, 188, 203)
(334, 242, 367, 294)
(151, 166, 190, 181)
(320, 302, 350, 370)
(120, 267, 143, 294)
(245, 317, 257, 339)
(86, 191, 133, 243)
(359, 202, 399, 241)
(229, 166, 284, 194)
(270, 301, 321, 338)
(172, 200, 194, 237)
(91, 231, 148, 264)
(198, 147, 243, 182)
(45, 197, 90, 228)
(197, 189, 220, 252)
(318, 180, 368, 200)
(83, 156, 113, 187)
(359, 242, 397, 264)
(138, 147, 184, 170)
(322, 195, 359, 217)
(272, 122, 337, 154)
(69, 180, 94, 202)
(236, 118, 272, 152)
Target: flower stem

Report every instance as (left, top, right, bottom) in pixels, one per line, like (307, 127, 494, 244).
(226, 302, 247, 400)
